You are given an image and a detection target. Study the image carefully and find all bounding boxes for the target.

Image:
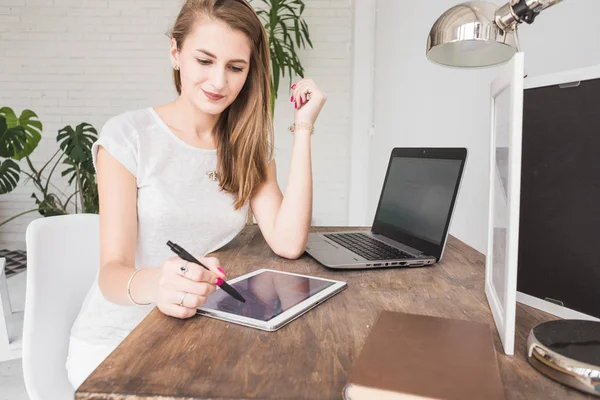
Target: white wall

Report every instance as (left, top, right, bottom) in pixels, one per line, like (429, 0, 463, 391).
(272, 0, 353, 227)
(518, 1, 600, 76)
(367, 0, 600, 254)
(347, 0, 376, 227)
(0, 0, 353, 250)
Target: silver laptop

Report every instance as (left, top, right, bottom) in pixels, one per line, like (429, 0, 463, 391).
(305, 147, 467, 269)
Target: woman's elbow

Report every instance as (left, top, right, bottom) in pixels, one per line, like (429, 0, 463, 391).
(274, 243, 306, 259)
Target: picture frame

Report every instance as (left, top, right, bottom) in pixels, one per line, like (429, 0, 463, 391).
(485, 52, 525, 356)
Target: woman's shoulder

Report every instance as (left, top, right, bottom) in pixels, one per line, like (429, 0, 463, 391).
(92, 108, 156, 174)
(101, 107, 154, 136)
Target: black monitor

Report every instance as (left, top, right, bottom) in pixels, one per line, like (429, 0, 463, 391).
(518, 76, 600, 319)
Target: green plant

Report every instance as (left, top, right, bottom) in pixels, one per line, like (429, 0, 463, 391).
(251, 0, 313, 116)
(0, 107, 42, 195)
(0, 107, 99, 228)
(55, 123, 99, 215)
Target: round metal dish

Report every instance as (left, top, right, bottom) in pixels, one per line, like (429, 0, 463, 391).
(527, 319, 600, 396)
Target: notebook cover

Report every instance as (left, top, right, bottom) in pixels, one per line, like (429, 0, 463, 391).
(344, 311, 506, 400)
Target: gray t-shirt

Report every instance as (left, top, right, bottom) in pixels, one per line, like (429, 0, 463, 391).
(69, 107, 249, 347)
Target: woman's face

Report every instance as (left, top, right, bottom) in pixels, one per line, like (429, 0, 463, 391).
(171, 17, 251, 115)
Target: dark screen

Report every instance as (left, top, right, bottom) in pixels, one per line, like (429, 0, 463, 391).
(201, 271, 335, 321)
(374, 157, 463, 245)
(518, 77, 600, 318)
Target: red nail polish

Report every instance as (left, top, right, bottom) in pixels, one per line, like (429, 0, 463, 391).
(292, 84, 296, 89)
(290, 96, 294, 102)
(216, 277, 223, 286)
(217, 267, 226, 276)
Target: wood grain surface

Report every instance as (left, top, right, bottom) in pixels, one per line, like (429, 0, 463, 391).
(76, 226, 595, 400)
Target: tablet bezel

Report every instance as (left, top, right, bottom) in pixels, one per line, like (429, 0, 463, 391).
(195, 268, 347, 331)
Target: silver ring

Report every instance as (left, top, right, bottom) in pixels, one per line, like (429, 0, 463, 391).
(180, 262, 188, 275)
(178, 292, 187, 307)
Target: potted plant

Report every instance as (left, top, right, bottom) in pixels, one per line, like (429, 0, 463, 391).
(0, 107, 42, 196)
(251, 0, 313, 116)
(0, 107, 99, 228)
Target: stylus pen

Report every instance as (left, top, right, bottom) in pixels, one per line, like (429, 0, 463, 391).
(166, 240, 246, 303)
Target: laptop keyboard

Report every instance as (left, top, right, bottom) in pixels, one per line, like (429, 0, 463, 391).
(323, 232, 416, 261)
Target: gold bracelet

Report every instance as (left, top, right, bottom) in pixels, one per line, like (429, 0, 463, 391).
(288, 122, 314, 135)
(127, 268, 151, 306)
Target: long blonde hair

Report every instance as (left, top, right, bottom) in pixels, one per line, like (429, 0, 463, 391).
(170, 0, 273, 210)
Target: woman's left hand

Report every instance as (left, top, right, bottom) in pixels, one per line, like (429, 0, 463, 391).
(291, 78, 327, 126)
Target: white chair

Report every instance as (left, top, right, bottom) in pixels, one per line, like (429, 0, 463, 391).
(23, 214, 100, 400)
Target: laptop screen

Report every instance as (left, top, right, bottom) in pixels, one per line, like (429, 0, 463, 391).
(372, 148, 466, 260)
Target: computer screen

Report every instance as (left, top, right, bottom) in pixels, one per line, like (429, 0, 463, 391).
(373, 156, 463, 245)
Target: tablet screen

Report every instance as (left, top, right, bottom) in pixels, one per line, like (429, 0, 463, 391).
(201, 270, 335, 321)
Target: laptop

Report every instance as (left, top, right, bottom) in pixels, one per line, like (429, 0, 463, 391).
(305, 147, 467, 269)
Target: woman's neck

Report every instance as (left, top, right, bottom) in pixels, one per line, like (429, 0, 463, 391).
(172, 95, 219, 142)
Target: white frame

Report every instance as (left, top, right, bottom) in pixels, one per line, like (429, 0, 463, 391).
(485, 52, 524, 356)
(516, 64, 600, 323)
(196, 269, 347, 331)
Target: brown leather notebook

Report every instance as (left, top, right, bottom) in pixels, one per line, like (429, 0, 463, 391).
(343, 311, 506, 400)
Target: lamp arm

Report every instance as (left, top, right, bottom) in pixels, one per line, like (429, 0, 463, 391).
(496, 0, 563, 30)
(514, 0, 563, 23)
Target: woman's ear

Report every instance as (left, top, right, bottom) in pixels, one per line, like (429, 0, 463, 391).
(169, 38, 180, 69)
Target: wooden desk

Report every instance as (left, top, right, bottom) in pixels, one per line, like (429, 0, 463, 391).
(76, 226, 594, 400)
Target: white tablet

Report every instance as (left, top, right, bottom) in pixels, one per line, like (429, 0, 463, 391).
(196, 269, 347, 331)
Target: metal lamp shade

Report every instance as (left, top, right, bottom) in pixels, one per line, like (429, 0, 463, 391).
(426, 1, 519, 68)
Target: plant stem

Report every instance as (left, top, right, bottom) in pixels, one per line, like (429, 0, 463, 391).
(43, 152, 64, 193)
(63, 190, 80, 210)
(270, 85, 276, 117)
(37, 148, 61, 179)
(0, 208, 38, 228)
(24, 155, 44, 194)
(76, 164, 84, 214)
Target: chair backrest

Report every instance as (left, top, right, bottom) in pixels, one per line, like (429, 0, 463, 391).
(23, 214, 100, 400)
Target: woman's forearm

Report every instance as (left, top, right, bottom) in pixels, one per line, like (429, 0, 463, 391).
(272, 128, 313, 258)
(98, 262, 160, 306)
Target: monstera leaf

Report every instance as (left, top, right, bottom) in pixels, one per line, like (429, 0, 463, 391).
(61, 155, 94, 182)
(0, 125, 27, 158)
(58, 122, 99, 213)
(57, 122, 97, 163)
(0, 158, 20, 195)
(0, 107, 18, 128)
(0, 107, 42, 160)
(0, 115, 24, 194)
(0, 115, 24, 157)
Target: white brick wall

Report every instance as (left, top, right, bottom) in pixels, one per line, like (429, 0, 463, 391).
(0, 0, 353, 250)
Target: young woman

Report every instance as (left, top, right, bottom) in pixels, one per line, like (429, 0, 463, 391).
(66, 0, 326, 389)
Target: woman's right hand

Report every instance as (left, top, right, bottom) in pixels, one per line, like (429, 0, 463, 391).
(154, 256, 226, 319)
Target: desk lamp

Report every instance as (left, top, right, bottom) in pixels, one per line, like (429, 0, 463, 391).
(426, 0, 562, 68)
(426, 1, 600, 396)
